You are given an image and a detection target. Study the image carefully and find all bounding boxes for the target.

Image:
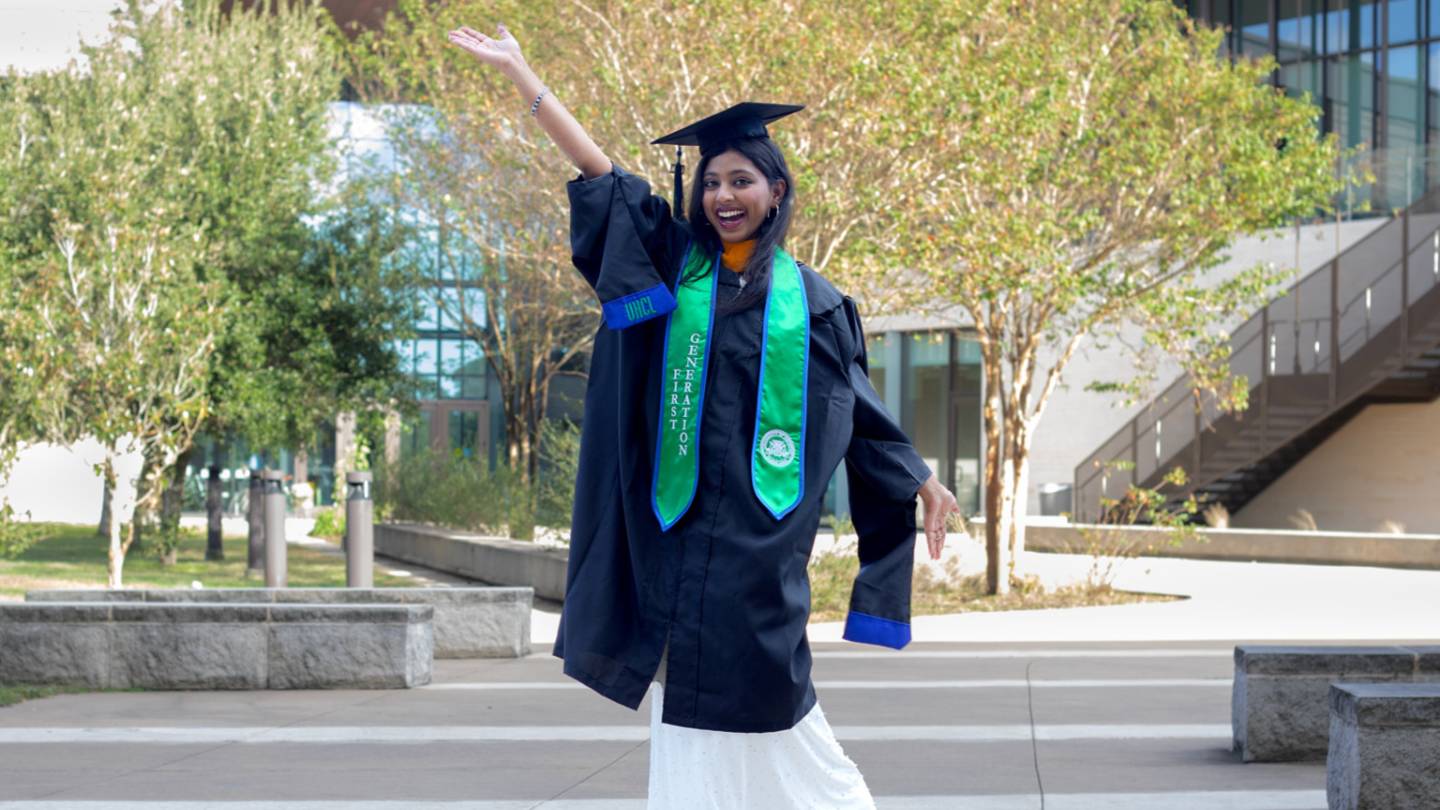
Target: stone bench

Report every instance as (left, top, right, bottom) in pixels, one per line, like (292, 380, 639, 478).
(1328, 683, 1440, 809)
(27, 587, 530, 659)
(1232, 645, 1440, 762)
(0, 602, 432, 689)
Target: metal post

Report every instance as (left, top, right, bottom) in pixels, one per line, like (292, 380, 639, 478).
(345, 471, 373, 589)
(1330, 258, 1340, 406)
(262, 469, 287, 588)
(205, 464, 224, 561)
(246, 471, 264, 574)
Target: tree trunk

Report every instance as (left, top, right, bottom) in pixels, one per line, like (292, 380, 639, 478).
(103, 458, 124, 589)
(982, 412, 1009, 596)
(158, 448, 190, 566)
(205, 463, 224, 561)
(97, 483, 112, 539)
(1006, 453, 1032, 585)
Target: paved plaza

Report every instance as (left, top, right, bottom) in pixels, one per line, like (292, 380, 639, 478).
(3, 537, 1439, 809)
(4, 633, 1438, 809)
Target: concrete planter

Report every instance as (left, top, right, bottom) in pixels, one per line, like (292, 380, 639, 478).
(375, 523, 567, 603)
(0, 602, 433, 689)
(1024, 523, 1440, 569)
(27, 587, 530, 659)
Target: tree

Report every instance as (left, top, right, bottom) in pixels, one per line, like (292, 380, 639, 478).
(345, 0, 934, 478)
(0, 0, 415, 578)
(884, 0, 1358, 593)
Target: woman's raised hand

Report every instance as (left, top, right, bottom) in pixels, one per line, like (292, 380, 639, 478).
(447, 24, 523, 70)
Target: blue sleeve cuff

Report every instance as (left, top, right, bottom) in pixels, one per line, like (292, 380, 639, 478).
(842, 610, 911, 650)
(601, 283, 676, 329)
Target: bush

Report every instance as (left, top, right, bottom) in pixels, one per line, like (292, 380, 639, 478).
(0, 502, 41, 560)
(373, 448, 536, 540)
(535, 418, 581, 539)
(309, 506, 345, 541)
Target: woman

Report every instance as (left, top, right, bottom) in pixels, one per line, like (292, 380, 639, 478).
(448, 22, 960, 809)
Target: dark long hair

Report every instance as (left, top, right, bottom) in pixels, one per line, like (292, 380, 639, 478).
(682, 136, 795, 312)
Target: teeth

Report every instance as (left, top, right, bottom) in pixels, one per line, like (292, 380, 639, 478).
(719, 210, 744, 220)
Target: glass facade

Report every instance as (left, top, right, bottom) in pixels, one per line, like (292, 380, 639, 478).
(840, 330, 984, 518)
(1186, 0, 1440, 212)
(332, 101, 498, 462)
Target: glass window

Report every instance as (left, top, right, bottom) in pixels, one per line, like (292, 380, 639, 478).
(1429, 43, 1440, 167)
(1238, 0, 1271, 58)
(448, 410, 481, 459)
(1385, 45, 1425, 209)
(1322, 0, 1375, 53)
(1277, 0, 1319, 61)
(902, 333, 948, 486)
(439, 338, 465, 376)
(1279, 58, 1324, 105)
(863, 334, 887, 404)
(416, 290, 438, 330)
(951, 346, 982, 516)
(1214, 0, 1233, 57)
(413, 338, 438, 376)
(401, 410, 431, 459)
(1388, 0, 1419, 44)
(1327, 50, 1376, 151)
(460, 375, 487, 399)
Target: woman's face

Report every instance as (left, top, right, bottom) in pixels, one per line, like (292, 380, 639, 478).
(702, 149, 785, 244)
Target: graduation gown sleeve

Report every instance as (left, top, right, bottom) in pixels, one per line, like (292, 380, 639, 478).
(567, 164, 683, 329)
(838, 296, 933, 649)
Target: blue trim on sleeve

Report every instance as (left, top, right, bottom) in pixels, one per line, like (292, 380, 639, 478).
(603, 283, 677, 330)
(842, 611, 911, 650)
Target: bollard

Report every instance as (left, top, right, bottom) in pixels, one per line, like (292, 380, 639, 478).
(345, 471, 373, 588)
(205, 465, 224, 561)
(262, 469, 287, 588)
(246, 471, 264, 573)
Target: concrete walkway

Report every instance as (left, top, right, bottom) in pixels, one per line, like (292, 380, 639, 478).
(3, 521, 1418, 807)
(0, 638, 1369, 809)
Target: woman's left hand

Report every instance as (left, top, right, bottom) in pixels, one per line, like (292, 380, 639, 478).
(917, 474, 959, 561)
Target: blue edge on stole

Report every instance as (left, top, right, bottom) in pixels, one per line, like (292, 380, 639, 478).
(603, 284, 677, 329)
(843, 611, 912, 649)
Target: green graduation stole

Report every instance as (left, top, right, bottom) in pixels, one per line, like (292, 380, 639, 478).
(651, 242, 810, 530)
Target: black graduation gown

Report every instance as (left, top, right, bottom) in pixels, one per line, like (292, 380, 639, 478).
(554, 164, 932, 733)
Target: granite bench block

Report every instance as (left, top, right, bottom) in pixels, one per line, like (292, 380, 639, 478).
(1328, 683, 1440, 809)
(0, 602, 432, 690)
(1232, 645, 1440, 762)
(28, 587, 530, 659)
(109, 622, 268, 690)
(267, 605, 433, 689)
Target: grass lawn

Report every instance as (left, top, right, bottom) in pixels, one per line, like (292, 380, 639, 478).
(0, 523, 415, 600)
(807, 542, 1181, 622)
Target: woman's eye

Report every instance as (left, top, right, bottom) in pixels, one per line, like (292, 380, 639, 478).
(735, 178, 749, 186)
(703, 180, 718, 189)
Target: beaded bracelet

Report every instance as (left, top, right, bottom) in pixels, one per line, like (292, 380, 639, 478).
(530, 87, 549, 117)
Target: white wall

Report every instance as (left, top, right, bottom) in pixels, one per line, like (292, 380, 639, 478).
(0, 439, 142, 526)
(1029, 217, 1387, 515)
(1231, 397, 1440, 534)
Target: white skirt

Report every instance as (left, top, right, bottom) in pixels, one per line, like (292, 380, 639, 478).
(646, 645, 876, 810)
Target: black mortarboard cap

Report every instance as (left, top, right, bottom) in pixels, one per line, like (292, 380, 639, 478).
(651, 102, 804, 220)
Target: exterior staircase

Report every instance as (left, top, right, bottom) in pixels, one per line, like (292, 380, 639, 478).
(1073, 188, 1440, 522)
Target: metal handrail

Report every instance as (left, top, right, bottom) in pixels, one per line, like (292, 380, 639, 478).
(1074, 179, 1440, 520)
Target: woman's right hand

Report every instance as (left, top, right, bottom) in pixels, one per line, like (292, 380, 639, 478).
(447, 24, 524, 71)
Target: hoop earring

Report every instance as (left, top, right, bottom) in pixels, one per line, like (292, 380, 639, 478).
(769, 203, 780, 219)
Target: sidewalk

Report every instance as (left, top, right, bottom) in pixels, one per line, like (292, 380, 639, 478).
(530, 530, 1440, 647)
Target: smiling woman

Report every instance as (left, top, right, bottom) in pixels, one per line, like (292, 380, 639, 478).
(447, 21, 960, 810)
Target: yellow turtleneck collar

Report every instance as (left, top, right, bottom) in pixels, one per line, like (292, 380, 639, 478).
(721, 239, 757, 273)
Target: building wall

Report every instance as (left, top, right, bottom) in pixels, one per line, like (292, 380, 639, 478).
(1232, 396, 1440, 534)
(1031, 217, 1387, 516)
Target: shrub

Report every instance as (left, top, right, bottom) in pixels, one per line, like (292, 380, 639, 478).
(373, 448, 536, 540)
